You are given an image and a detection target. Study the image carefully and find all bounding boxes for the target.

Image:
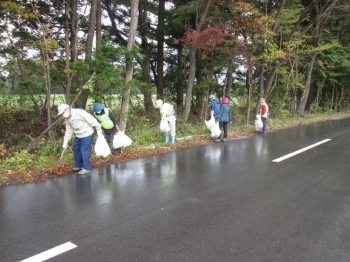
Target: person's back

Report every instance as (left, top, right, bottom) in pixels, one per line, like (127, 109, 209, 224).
(218, 104, 232, 123)
(208, 95, 220, 119)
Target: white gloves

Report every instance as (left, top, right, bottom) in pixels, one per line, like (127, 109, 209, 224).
(97, 129, 103, 137)
(62, 140, 68, 149)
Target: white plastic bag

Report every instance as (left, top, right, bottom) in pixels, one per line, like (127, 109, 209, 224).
(210, 121, 221, 138)
(205, 110, 215, 130)
(121, 132, 132, 147)
(95, 136, 111, 157)
(160, 119, 170, 133)
(255, 115, 263, 131)
(113, 132, 133, 149)
(113, 133, 124, 149)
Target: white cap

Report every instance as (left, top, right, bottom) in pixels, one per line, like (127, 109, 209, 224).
(155, 99, 163, 108)
(209, 94, 215, 99)
(57, 104, 69, 116)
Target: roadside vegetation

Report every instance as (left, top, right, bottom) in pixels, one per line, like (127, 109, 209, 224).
(1, 100, 348, 187)
(1, 2, 350, 185)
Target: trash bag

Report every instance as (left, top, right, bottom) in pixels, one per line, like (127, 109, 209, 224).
(210, 121, 221, 138)
(255, 115, 263, 131)
(121, 132, 132, 147)
(113, 132, 133, 149)
(205, 111, 215, 130)
(95, 136, 111, 157)
(160, 119, 170, 133)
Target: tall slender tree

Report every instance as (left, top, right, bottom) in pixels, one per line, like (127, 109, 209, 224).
(119, 0, 140, 131)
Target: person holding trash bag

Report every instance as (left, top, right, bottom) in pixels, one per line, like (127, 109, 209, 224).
(208, 94, 221, 122)
(92, 103, 120, 154)
(57, 103, 103, 175)
(214, 97, 232, 142)
(208, 94, 221, 141)
(154, 99, 176, 144)
(259, 97, 269, 134)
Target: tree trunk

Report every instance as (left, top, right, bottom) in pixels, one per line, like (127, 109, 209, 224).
(69, 0, 79, 105)
(64, 3, 71, 104)
(119, 0, 139, 132)
(225, 58, 233, 98)
(139, 3, 153, 112)
(246, 66, 253, 125)
(297, 53, 317, 115)
(183, 0, 212, 120)
(156, 0, 165, 99)
(85, 0, 97, 64)
(176, 45, 185, 112)
(75, 0, 97, 109)
(296, 0, 328, 115)
(95, 0, 102, 96)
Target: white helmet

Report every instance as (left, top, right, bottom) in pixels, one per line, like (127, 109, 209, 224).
(155, 99, 164, 108)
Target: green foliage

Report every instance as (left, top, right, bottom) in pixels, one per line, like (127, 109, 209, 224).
(309, 104, 322, 114)
(112, 104, 205, 147)
(0, 148, 62, 172)
(260, 43, 286, 62)
(2, 150, 37, 171)
(92, 42, 126, 89)
(276, 109, 291, 119)
(176, 117, 203, 137)
(126, 111, 159, 146)
(35, 139, 62, 156)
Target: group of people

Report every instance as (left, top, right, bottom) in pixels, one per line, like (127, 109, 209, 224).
(208, 94, 268, 140)
(57, 102, 120, 175)
(57, 96, 268, 174)
(208, 94, 233, 142)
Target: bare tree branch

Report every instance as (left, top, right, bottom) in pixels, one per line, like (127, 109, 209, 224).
(26, 73, 96, 153)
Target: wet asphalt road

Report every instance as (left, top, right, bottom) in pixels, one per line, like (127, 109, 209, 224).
(2, 117, 350, 261)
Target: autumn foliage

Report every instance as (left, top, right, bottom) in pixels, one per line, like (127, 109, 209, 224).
(179, 27, 228, 54)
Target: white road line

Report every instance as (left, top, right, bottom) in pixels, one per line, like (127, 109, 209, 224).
(20, 242, 77, 262)
(272, 139, 331, 163)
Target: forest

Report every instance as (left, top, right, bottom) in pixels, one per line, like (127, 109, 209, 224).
(1, 0, 350, 184)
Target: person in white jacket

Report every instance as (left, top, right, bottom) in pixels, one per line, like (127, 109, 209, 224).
(155, 99, 176, 143)
(57, 104, 103, 175)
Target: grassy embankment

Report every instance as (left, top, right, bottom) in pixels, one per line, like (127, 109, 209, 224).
(0, 104, 348, 186)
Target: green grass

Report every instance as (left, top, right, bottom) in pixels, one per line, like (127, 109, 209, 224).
(1, 105, 349, 181)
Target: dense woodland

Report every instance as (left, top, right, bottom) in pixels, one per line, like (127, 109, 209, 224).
(1, 0, 350, 134)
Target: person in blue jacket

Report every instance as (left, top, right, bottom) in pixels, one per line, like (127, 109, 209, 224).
(208, 94, 221, 122)
(214, 97, 232, 142)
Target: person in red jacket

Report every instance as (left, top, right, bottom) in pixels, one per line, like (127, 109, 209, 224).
(259, 97, 269, 134)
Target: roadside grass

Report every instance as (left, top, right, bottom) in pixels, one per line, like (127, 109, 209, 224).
(0, 110, 349, 186)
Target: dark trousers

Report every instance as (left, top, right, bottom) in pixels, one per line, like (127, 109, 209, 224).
(218, 122, 228, 139)
(104, 128, 116, 147)
(73, 134, 94, 170)
(261, 117, 267, 132)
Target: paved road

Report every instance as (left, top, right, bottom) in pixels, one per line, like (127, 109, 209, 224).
(2, 117, 350, 261)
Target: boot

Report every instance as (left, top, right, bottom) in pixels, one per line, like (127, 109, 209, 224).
(164, 135, 170, 143)
(261, 128, 266, 134)
(171, 136, 176, 144)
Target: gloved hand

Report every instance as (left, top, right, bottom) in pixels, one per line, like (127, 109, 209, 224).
(62, 141, 68, 149)
(97, 129, 103, 137)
